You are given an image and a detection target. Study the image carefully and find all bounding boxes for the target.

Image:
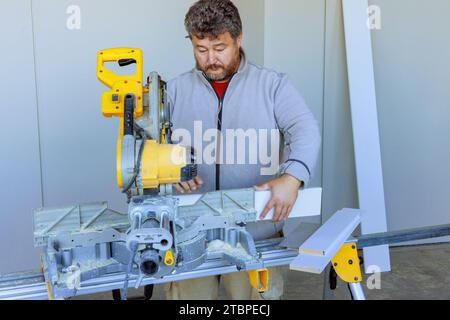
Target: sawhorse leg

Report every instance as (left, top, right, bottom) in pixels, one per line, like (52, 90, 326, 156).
(348, 282, 366, 300)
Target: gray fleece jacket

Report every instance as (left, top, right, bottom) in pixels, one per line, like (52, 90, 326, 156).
(167, 53, 321, 195)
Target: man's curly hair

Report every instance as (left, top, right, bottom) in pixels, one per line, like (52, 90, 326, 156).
(185, 0, 242, 40)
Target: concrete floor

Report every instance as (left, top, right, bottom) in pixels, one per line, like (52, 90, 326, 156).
(74, 243, 450, 300)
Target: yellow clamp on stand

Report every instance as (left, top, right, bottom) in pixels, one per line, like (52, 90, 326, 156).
(331, 243, 362, 283)
(40, 257, 54, 300)
(247, 269, 269, 293)
(164, 250, 175, 266)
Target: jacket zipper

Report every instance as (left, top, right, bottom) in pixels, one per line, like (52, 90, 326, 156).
(204, 73, 237, 191)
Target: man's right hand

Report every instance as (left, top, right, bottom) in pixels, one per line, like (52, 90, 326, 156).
(173, 176, 204, 194)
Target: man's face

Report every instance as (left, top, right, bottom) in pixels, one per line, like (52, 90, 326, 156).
(191, 32, 242, 81)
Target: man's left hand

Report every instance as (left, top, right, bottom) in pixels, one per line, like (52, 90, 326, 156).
(255, 174, 303, 222)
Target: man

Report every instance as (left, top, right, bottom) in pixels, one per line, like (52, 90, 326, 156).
(165, 0, 321, 299)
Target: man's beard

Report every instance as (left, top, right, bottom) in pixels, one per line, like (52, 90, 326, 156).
(197, 52, 241, 81)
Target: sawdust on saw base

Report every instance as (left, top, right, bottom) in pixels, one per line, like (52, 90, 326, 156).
(207, 240, 252, 260)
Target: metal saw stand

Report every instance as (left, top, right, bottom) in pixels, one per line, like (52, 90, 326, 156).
(0, 238, 296, 300)
(2, 220, 450, 300)
(321, 223, 450, 300)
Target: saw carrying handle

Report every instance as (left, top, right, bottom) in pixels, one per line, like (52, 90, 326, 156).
(97, 48, 144, 118)
(97, 48, 142, 88)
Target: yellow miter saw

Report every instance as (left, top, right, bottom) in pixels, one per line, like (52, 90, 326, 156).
(33, 48, 270, 300)
(97, 47, 196, 197)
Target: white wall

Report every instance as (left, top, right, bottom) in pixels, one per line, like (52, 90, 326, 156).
(235, 0, 265, 65)
(370, 0, 450, 241)
(322, 0, 358, 222)
(0, 1, 42, 274)
(264, 0, 325, 189)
